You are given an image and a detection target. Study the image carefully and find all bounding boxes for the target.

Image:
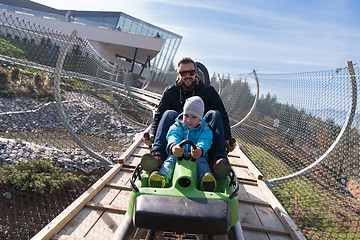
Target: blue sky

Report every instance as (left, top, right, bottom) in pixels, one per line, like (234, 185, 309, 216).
(31, 0, 360, 76)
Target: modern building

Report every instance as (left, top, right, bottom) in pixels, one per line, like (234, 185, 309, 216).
(0, 0, 182, 82)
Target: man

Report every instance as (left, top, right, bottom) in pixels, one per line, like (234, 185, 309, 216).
(141, 57, 235, 179)
(65, 11, 74, 22)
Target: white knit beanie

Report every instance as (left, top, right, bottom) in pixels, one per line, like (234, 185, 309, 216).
(183, 96, 204, 120)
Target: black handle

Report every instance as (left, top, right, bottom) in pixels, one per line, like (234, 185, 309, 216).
(178, 139, 196, 161)
(229, 168, 239, 199)
(143, 132, 150, 140)
(130, 164, 142, 192)
(179, 139, 197, 149)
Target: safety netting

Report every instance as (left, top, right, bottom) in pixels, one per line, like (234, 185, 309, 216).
(0, 11, 149, 239)
(226, 66, 359, 239)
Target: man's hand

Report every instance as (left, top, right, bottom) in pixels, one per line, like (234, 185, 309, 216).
(191, 147, 203, 159)
(172, 144, 184, 157)
(142, 133, 154, 146)
(226, 138, 236, 153)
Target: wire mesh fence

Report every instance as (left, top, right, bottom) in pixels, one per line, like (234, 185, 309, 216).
(228, 64, 359, 239)
(0, 8, 359, 240)
(0, 11, 149, 239)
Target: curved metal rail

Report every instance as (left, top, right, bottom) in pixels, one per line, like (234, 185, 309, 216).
(109, 64, 147, 128)
(53, 30, 112, 165)
(231, 70, 260, 128)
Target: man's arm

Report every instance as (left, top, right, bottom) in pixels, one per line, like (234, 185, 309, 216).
(149, 88, 172, 136)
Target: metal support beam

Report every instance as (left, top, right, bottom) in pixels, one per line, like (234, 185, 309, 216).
(139, 55, 151, 75)
(131, 47, 138, 72)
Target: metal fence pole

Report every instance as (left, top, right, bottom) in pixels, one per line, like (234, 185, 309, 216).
(53, 30, 112, 165)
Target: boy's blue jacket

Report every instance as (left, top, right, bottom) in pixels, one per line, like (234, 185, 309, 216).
(166, 114, 213, 158)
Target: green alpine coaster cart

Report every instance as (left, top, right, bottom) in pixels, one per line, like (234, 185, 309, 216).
(113, 139, 244, 240)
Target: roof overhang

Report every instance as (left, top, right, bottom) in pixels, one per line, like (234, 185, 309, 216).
(4, 10, 165, 65)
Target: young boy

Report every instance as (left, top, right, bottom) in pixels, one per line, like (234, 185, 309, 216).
(141, 96, 216, 192)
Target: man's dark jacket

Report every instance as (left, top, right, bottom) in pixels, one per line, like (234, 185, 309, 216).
(150, 79, 232, 141)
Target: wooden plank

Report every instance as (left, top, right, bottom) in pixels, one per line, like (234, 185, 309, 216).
(122, 164, 136, 169)
(124, 155, 141, 167)
(91, 186, 120, 205)
(238, 202, 269, 239)
(268, 233, 292, 240)
(258, 181, 306, 240)
(106, 183, 132, 191)
(231, 162, 249, 168)
(54, 186, 123, 238)
(242, 229, 270, 240)
(241, 223, 289, 235)
(85, 202, 127, 214)
(238, 198, 270, 207)
(121, 166, 136, 172)
(108, 171, 132, 186)
(117, 127, 149, 163)
(85, 212, 125, 239)
(243, 184, 268, 203)
(228, 152, 240, 158)
(131, 153, 143, 158)
(86, 191, 131, 239)
(52, 236, 91, 240)
(233, 146, 264, 180)
(254, 205, 287, 232)
(238, 178, 258, 186)
(228, 154, 244, 163)
(52, 208, 103, 238)
(131, 146, 150, 156)
(237, 183, 251, 200)
(238, 202, 262, 226)
(234, 166, 257, 181)
(32, 163, 124, 240)
(111, 190, 132, 213)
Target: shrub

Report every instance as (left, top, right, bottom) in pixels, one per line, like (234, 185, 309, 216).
(0, 68, 10, 90)
(11, 67, 20, 81)
(0, 89, 15, 97)
(0, 159, 85, 194)
(33, 90, 55, 101)
(34, 74, 43, 90)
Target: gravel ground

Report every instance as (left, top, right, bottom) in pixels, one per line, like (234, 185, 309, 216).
(0, 93, 147, 172)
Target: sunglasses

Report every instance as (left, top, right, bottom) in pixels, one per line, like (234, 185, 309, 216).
(179, 70, 196, 76)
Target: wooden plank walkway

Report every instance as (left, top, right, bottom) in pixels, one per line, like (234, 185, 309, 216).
(32, 134, 306, 240)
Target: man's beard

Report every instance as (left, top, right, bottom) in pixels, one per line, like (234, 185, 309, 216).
(180, 78, 195, 90)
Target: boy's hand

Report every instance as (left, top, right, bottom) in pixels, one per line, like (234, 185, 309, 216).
(191, 147, 203, 159)
(172, 144, 184, 157)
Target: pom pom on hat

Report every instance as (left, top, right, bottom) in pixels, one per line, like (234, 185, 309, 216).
(183, 96, 204, 119)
